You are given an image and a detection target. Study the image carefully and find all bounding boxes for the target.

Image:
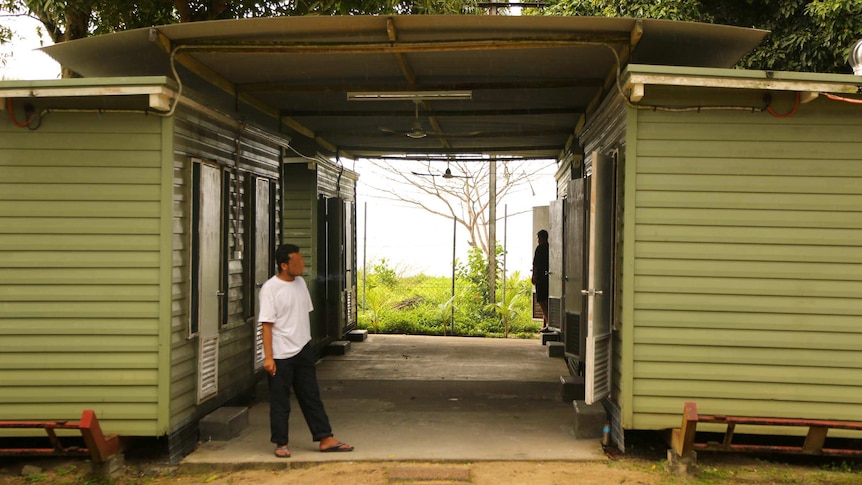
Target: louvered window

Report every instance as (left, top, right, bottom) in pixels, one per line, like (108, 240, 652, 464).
(197, 335, 219, 403)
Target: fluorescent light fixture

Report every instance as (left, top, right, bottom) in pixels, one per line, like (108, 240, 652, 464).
(347, 90, 472, 101)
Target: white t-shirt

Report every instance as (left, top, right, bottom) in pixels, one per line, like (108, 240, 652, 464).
(258, 275, 314, 359)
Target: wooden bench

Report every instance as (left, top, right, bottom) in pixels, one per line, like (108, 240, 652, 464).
(672, 401, 862, 458)
(0, 409, 120, 463)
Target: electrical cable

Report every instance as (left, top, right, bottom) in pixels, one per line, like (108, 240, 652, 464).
(822, 92, 862, 105)
(767, 92, 800, 118)
(6, 98, 34, 127)
(152, 44, 186, 118)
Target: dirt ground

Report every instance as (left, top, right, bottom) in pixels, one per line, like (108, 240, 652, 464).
(2, 451, 861, 484)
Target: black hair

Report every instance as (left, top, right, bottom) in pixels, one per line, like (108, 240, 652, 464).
(274, 243, 300, 272)
(537, 229, 548, 240)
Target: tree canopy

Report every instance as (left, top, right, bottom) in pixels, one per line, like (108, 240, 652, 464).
(531, 0, 862, 73)
(4, 1, 859, 73)
(0, 0, 479, 44)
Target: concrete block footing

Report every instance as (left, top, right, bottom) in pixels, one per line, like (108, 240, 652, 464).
(541, 332, 560, 345)
(199, 407, 249, 441)
(347, 329, 368, 342)
(572, 400, 606, 440)
(667, 449, 698, 475)
(547, 341, 565, 358)
(89, 453, 125, 480)
(559, 374, 585, 402)
(326, 340, 351, 356)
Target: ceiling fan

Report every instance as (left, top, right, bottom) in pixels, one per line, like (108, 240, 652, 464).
(379, 100, 484, 139)
(411, 162, 472, 179)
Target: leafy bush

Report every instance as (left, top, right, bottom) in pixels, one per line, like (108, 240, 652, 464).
(357, 250, 542, 339)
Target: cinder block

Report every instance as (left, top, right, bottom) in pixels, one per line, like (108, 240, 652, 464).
(541, 332, 560, 345)
(326, 340, 351, 356)
(199, 407, 249, 441)
(347, 329, 368, 342)
(667, 449, 698, 476)
(559, 374, 585, 402)
(547, 341, 565, 358)
(572, 400, 606, 440)
(90, 453, 125, 480)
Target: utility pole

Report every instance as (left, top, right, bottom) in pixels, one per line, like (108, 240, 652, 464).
(485, 1, 501, 305)
(488, 156, 496, 304)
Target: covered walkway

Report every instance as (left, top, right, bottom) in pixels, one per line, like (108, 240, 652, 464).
(182, 334, 604, 465)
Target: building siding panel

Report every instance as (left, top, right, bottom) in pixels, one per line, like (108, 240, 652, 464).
(0, 111, 163, 436)
(629, 92, 862, 430)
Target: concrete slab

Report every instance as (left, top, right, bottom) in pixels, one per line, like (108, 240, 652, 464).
(347, 329, 368, 342)
(182, 335, 605, 466)
(199, 407, 249, 441)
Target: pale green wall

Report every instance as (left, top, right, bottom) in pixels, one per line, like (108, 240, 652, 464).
(0, 109, 166, 436)
(281, 160, 357, 350)
(281, 161, 322, 346)
(626, 86, 862, 432)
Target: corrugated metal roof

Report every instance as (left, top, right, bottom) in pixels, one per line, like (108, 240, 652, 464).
(42, 15, 769, 159)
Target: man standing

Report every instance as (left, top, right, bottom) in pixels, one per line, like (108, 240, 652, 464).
(259, 243, 354, 458)
(532, 229, 550, 332)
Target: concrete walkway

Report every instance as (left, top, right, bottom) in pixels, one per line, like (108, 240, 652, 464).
(182, 334, 605, 465)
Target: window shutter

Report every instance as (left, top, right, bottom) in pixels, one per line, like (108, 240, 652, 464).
(253, 322, 265, 370)
(197, 335, 219, 403)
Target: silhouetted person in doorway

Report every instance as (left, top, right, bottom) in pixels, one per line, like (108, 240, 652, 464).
(532, 229, 550, 332)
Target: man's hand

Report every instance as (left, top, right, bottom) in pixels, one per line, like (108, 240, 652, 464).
(264, 358, 276, 377)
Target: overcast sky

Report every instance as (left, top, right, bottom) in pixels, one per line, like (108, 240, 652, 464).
(354, 160, 557, 277)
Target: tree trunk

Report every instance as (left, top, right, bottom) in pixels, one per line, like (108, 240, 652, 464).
(57, 1, 91, 77)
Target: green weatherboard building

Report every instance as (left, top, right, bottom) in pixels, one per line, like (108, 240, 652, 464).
(1, 15, 860, 459)
(0, 77, 358, 461)
(551, 66, 862, 450)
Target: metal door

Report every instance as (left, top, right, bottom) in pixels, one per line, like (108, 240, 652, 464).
(196, 163, 221, 403)
(564, 178, 586, 362)
(584, 152, 614, 404)
(344, 200, 357, 329)
(547, 199, 564, 329)
(324, 197, 346, 340)
(252, 177, 271, 371)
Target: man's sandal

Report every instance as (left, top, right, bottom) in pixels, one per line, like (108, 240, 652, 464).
(320, 442, 354, 452)
(274, 445, 291, 458)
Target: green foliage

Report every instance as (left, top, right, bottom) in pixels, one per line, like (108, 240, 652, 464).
(358, 255, 541, 338)
(533, 0, 862, 73)
(368, 258, 398, 288)
(0, 0, 481, 46)
(540, 0, 707, 21)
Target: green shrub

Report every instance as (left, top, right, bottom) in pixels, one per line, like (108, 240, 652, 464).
(358, 253, 539, 339)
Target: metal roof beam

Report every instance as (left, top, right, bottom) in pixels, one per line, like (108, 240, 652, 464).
(340, 145, 562, 154)
(149, 28, 341, 154)
(386, 17, 451, 150)
(170, 35, 632, 55)
(237, 79, 604, 94)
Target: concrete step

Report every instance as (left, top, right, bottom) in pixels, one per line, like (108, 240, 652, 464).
(572, 400, 606, 440)
(199, 406, 249, 441)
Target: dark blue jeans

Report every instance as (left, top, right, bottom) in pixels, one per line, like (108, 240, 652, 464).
(268, 342, 333, 445)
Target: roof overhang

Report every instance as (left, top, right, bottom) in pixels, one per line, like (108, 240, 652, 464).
(42, 15, 769, 161)
(625, 64, 862, 103)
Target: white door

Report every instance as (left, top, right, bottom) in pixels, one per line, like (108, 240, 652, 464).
(547, 199, 564, 329)
(585, 151, 614, 404)
(197, 163, 222, 403)
(253, 178, 271, 370)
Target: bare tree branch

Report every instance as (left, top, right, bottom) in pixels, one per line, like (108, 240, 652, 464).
(361, 158, 555, 258)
